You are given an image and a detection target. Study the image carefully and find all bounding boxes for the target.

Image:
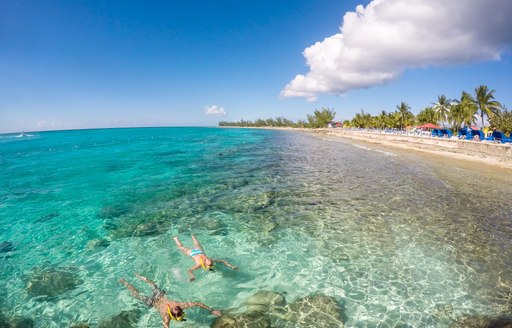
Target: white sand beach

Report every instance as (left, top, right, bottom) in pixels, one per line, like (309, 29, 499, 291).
(296, 128, 512, 170)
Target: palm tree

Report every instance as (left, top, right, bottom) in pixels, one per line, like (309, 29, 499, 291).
(475, 85, 502, 127)
(396, 102, 412, 130)
(449, 91, 477, 130)
(351, 109, 373, 128)
(432, 95, 452, 126)
(377, 110, 388, 129)
(416, 106, 436, 125)
(458, 91, 478, 128)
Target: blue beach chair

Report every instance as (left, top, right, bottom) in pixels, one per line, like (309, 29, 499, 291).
(458, 129, 468, 140)
(491, 131, 502, 143)
(439, 129, 452, 138)
(470, 130, 485, 141)
(491, 131, 512, 143)
(431, 129, 441, 138)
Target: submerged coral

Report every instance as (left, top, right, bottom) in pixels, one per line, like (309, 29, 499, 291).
(98, 309, 141, 328)
(212, 291, 344, 328)
(0, 241, 14, 253)
(449, 314, 512, 328)
(26, 266, 83, 298)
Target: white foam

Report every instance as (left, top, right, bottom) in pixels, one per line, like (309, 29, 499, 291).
(351, 143, 397, 156)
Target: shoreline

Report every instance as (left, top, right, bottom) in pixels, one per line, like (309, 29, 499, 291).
(312, 128, 512, 170)
(248, 127, 512, 170)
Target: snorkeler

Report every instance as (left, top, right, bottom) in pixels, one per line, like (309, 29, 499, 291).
(119, 273, 221, 327)
(173, 234, 238, 281)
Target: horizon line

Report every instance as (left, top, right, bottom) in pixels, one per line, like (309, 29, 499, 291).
(0, 125, 223, 136)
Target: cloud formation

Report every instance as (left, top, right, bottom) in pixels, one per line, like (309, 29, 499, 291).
(281, 0, 512, 102)
(204, 105, 227, 116)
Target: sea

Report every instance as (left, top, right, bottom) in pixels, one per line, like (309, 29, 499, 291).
(0, 127, 511, 327)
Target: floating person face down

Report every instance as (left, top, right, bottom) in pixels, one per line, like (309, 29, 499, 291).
(204, 258, 214, 270)
(169, 305, 186, 321)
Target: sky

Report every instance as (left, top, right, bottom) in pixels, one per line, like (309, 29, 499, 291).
(1, 0, 512, 133)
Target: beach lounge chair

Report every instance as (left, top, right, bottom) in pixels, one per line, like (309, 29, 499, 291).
(458, 129, 467, 139)
(491, 131, 512, 143)
(470, 130, 485, 141)
(491, 131, 502, 143)
(439, 129, 452, 138)
(431, 129, 442, 138)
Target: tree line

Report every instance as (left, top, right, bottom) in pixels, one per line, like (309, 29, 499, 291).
(219, 85, 512, 134)
(219, 108, 337, 129)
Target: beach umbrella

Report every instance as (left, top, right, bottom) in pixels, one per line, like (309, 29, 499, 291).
(416, 123, 439, 129)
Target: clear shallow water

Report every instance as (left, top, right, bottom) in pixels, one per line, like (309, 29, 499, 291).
(0, 127, 511, 327)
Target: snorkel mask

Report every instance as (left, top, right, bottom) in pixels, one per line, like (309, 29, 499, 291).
(200, 257, 214, 271)
(168, 305, 186, 321)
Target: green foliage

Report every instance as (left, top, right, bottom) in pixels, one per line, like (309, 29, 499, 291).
(489, 107, 512, 135)
(450, 91, 477, 130)
(218, 109, 337, 129)
(475, 85, 502, 126)
(416, 107, 436, 125)
(396, 102, 414, 129)
(432, 95, 452, 125)
(307, 107, 336, 128)
(351, 109, 372, 128)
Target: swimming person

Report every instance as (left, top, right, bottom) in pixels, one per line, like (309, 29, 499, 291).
(173, 234, 238, 281)
(119, 273, 221, 327)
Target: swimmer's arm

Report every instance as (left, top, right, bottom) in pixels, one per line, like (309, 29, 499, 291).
(160, 312, 170, 328)
(178, 301, 221, 316)
(135, 272, 158, 288)
(213, 259, 239, 270)
(188, 264, 201, 281)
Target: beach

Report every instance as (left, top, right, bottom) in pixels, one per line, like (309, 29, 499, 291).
(300, 128, 512, 170)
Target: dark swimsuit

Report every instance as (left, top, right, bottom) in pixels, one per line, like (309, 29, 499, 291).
(142, 287, 166, 307)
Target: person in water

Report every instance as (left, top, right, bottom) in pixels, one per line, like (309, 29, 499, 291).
(120, 273, 221, 327)
(173, 234, 238, 281)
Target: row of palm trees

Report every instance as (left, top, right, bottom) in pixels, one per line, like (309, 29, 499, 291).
(219, 108, 336, 128)
(430, 85, 501, 128)
(345, 85, 509, 133)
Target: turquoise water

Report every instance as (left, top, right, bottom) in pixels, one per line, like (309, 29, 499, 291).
(0, 127, 511, 327)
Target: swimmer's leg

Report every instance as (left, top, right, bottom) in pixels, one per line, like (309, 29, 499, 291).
(174, 236, 191, 255)
(119, 278, 146, 301)
(191, 234, 204, 251)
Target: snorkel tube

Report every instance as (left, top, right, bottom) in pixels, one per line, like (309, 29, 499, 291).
(200, 257, 214, 271)
(167, 305, 186, 321)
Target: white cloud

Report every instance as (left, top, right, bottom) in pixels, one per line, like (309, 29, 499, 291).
(281, 0, 512, 101)
(204, 105, 227, 116)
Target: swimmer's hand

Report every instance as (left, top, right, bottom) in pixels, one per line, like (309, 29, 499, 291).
(134, 272, 145, 280)
(189, 276, 195, 282)
(212, 310, 221, 316)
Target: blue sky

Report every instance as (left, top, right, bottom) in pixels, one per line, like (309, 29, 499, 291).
(1, 0, 512, 133)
